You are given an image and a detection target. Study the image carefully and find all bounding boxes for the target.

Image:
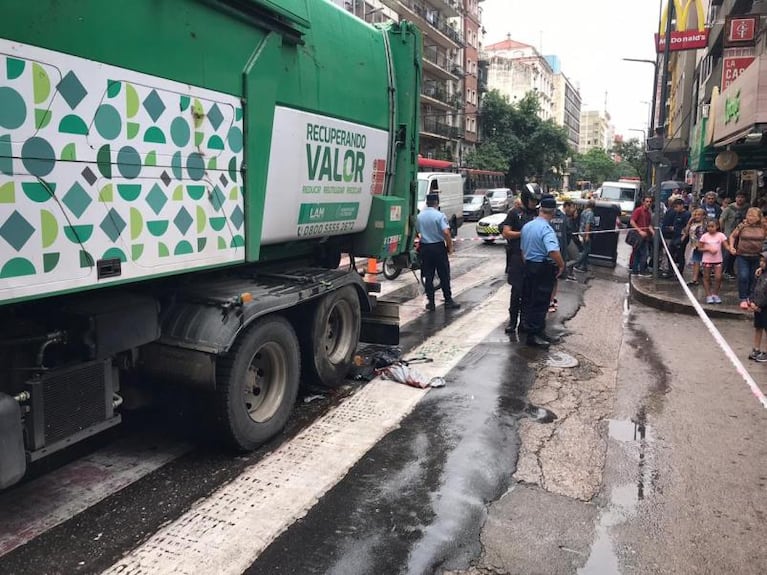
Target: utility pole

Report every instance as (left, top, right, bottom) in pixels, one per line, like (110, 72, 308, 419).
(652, 0, 674, 280)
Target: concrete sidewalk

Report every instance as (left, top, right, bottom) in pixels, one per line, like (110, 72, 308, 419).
(629, 272, 751, 319)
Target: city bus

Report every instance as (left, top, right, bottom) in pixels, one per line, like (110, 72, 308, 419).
(416, 157, 506, 196)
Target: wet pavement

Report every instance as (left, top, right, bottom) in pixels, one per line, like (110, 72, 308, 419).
(247, 330, 542, 575)
(3, 227, 766, 575)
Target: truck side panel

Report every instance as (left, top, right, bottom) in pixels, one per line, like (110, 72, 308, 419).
(0, 40, 245, 304)
(0, 1, 411, 305)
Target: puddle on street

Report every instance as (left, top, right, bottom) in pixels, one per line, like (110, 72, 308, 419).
(579, 413, 656, 575)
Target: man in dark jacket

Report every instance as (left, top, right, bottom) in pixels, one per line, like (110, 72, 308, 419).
(661, 198, 691, 271)
(501, 184, 539, 333)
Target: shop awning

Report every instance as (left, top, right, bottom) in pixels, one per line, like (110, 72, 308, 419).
(710, 54, 767, 148)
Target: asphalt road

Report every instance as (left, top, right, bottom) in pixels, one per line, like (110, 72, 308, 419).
(1, 222, 765, 575)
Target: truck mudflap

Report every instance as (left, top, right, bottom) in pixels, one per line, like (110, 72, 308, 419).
(156, 267, 374, 354)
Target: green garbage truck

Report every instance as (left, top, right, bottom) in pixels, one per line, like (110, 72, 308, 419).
(0, 0, 421, 489)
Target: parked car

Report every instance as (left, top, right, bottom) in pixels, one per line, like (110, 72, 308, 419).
(487, 188, 513, 212)
(463, 194, 491, 221)
(475, 212, 507, 243)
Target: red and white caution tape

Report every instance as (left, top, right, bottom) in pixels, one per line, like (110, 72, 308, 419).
(657, 233, 767, 409)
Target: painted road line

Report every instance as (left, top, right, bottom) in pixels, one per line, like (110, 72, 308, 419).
(397, 257, 506, 325)
(658, 234, 767, 409)
(102, 281, 511, 575)
(0, 436, 191, 557)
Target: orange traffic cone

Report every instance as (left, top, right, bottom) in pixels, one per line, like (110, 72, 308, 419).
(364, 257, 378, 283)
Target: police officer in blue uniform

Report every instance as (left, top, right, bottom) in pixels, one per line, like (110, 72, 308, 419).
(501, 184, 540, 333)
(416, 192, 461, 311)
(520, 195, 565, 348)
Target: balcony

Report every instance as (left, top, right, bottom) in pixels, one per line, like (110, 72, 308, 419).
(421, 118, 461, 140)
(379, 0, 464, 49)
(421, 83, 457, 110)
(423, 46, 460, 81)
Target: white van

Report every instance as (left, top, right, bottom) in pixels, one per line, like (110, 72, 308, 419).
(417, 172, 464, 236)
(598, 180, 642, 223)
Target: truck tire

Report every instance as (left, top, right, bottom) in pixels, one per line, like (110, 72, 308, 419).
(382, 257, 402, 280)
(302, 286, 361, 387)
(215, 316, 300, 451)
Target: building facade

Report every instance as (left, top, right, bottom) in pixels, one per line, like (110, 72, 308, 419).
(482, 37, 555, 121)
(685, 0, 767, 197)
(552, 72, 582, 152)
(460, 0, 482, 164)
(579, 110, 612, 153)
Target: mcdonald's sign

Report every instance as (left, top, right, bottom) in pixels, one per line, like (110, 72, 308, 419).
(654, 0, 709, 52)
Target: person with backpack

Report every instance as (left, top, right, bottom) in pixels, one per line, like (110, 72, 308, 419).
(747, 251, 767, 362)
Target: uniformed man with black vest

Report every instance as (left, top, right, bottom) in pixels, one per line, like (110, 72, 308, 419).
(520, 195, 565, 348)
(501, 184, 540, 333)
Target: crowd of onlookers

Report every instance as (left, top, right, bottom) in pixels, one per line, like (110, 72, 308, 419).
(627, 187, 767, 361)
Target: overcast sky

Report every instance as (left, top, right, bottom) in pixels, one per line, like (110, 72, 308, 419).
(480, 0, 663, 139)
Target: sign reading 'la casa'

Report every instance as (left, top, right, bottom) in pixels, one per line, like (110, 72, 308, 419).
(722, 56, 755, 91)
(655, 0, 709, 53)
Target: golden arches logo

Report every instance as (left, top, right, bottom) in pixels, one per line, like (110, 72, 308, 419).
(659, 0, 706, 33)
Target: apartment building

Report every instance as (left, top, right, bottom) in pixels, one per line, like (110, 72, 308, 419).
(482, 37, 555, 121)
(547, 55, 581, 152)
(579, 110, 613, 154)
(339, 0, 484, 163)
(460, 0, 482, 163)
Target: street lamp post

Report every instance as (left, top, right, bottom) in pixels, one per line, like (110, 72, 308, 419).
(623, 56, 661, 278)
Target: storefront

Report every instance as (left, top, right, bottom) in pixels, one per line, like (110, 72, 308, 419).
(690, 54, 767, 197)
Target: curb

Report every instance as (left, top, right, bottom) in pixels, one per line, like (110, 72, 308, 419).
(629, 275, 745, 319)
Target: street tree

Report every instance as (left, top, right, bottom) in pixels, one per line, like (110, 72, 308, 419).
(572, 148, 617, 186)
(463, 142, 507, 172)
(613, 138, 648, 187)
(476, 90, 571, 190)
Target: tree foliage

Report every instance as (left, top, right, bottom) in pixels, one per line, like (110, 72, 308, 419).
(474, 90, 571, 190)
(572, 148, 617, 186)
(612, 138, 648, 187)
(463, 142, 507, 172)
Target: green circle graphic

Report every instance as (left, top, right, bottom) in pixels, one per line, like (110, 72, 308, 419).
(22, 137, 56, 177)
(117, 146, 142, 179)
(227, 126, 243, 153)
(0, 87, 27, 130)
(94, 104, 122, 140)
(171, 116, 190, 147)
(186, 153, 205, 181)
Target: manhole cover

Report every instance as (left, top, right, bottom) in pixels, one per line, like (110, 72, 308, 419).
(546, 351, 578, 368)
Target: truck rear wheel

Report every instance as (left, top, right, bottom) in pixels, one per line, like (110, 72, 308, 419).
(302, 286, 361, 387)
(215, 316, 300, 450)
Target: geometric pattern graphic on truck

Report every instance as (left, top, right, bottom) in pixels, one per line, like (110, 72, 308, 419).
(0, 39, 244, 304)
